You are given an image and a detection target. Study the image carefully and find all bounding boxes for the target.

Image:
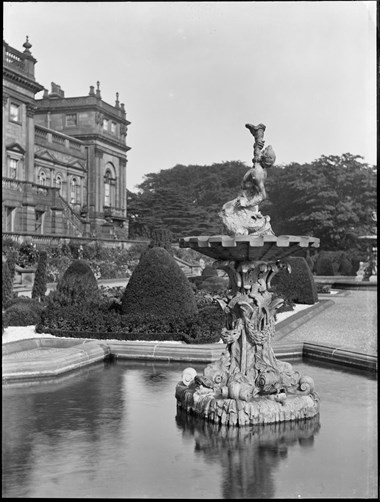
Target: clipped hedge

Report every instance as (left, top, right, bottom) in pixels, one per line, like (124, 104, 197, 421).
(271, 257, 318, 305)
(182, 303, 224, 344)
(37, 301, 224, 344)
(36, 247, 224, 344)
(37, 304, 123, 334)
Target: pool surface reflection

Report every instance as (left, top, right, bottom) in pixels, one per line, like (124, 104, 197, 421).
(2, 360, 377, 498)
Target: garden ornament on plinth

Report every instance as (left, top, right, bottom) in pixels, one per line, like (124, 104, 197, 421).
(176, 122, 320, 427)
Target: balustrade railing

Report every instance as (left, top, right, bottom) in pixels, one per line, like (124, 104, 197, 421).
(52, 132, 65, 145)
(2, 231, 148, 250)
(35, 125, 48, 139)
(103, 206, 126, 218)
(69, 139, 82, 151)
(2, 177, 56, 198)
(2, 178, 23, 192)
(35, 124, 85, 153)
(58, 195, 85, 234)
(4, 44, 25, 72)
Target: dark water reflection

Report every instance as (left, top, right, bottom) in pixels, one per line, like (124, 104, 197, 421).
(176, 410, 320, 499)
(2, 360, 377, 498)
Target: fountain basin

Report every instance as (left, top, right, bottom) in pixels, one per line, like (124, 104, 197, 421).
(179, 234, 320, 262)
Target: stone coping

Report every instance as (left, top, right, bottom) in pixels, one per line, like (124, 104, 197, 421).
(314, 276, 377, 288)
(2, 338, 110, 383)
(302, 343, 377, 372)
(2, 337, 376, 385)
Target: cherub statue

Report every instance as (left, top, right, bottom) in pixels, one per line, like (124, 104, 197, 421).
(219, 123, 276, 236)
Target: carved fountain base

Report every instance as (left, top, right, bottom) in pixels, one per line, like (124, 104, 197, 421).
(175, 385, 319, 427)
(175, 235, 321, 427)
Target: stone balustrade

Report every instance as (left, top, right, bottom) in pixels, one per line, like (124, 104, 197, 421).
(3, 43, 26, 72)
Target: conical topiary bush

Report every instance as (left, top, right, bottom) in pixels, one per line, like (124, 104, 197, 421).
(32, 250, 48, 301)
(121, 246, 198, 318)
(53, 259, 100, 306)
(2, 261, 13, 308)
(271, 256, 318, 305)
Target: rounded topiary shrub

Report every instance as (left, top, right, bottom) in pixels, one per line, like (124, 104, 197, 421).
(52, 259, 100, 307)
(338, 256, 353, 276)
(3, 301, 43, 327)
(315, 256, 335, 276)
(121, 247, 198, 318)
(271, 257, 318, 305)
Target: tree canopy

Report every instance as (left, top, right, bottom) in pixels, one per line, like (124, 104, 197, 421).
(127, 154, 377, 251)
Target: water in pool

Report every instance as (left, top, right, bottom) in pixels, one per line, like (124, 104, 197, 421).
(2, 359, 377, 498)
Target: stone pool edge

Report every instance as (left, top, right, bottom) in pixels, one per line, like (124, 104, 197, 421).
(3, 338, 376, 384)
(2, 298, 377, 383)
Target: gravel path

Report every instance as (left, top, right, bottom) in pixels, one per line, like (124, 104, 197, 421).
(277, 289, 377, 355)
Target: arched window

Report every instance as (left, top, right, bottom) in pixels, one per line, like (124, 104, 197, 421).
(39, 170, 47, 186)
(70, 177, 80, 204)
(104, 169, 112, 206)
(55, 174, 63, 195)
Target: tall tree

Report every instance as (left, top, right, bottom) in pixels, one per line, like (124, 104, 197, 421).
(127, 155, 376, 250)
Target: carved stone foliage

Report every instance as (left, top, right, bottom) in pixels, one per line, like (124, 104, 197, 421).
(26, 104, 36, 117)
(95, 112, 104, 125)
(176, 255, 320, 426)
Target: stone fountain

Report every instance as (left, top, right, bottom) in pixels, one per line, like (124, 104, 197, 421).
(175, 123, 320, 426)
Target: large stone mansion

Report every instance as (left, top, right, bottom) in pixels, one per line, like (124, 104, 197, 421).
(3, 37, 131, 240)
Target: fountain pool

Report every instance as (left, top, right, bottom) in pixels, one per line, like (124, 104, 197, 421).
(2, 359, 377, 498)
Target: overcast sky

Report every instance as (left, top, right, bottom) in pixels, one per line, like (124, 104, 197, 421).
(4, 1, 377, 191)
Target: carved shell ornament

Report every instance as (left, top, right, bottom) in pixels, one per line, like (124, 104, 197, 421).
(182, 367, 197, 386)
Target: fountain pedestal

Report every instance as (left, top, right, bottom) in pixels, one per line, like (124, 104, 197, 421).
(175, 235, 321, 427)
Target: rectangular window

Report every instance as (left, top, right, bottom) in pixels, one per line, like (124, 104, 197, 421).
(111, 122, 116, 134)
(76, 184, 81, 204)
(5, 207, 14, 232)
(35, 211, 44, 234)
(9, 158, 18, 179)
(66, 114, 77, 127)
(103, 119, 109, 131)
(104, 184, 110, 206)
(10, 103, 21, 122)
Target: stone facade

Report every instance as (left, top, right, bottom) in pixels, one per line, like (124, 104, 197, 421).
(3, 38, 131, 239)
